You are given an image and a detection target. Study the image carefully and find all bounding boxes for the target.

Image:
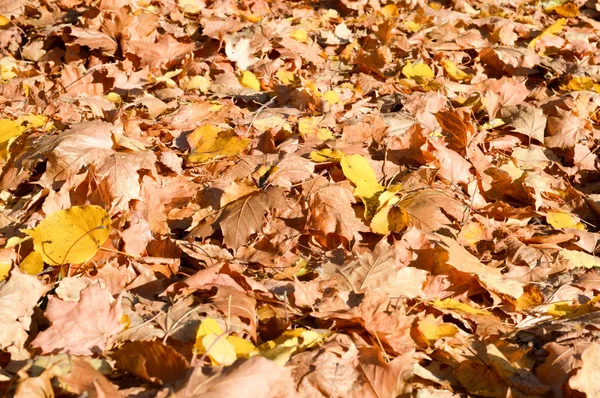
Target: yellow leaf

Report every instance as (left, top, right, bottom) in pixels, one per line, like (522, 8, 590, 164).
(188, 124, 249, 163)
(380, 4, 399, 17)
(552, 2, 579, 17)
(277, 69, 297, 85)
(105, 92, 122, 104)
(529, 18, 566, 49)
(259, 328, 329, 366)
(0, 119, 25, 159)
(239, 70, 261, 91)
(370, 202, 409, 235)
(418, 314, 458, 344)
(19, 252, 43, 275)
(227, 335, 258, 357)
(340, 154, 384, 198)
(441, 59, 471, 81)
(0, 262, 11, 282)
(0, 15, 10, 27)
(322, 90, 341, 105)
(546, 210, 585, 230)
(309, 148, 344, 163)
(402, 61, 435, 80)
(183, 75, 210, 92)
(406, 21, 423, 32)
(0, 57, 17, 81)
(559, 249, 600, 269)
(297, 116, 321, 139)
(23, 205, 110, 265)
(458, 222, 487, 247)
(290, 29, 308, 43)
(202, 334, 237, 365)
(432, 298, 492, 316)
(561, 76, 595, 92)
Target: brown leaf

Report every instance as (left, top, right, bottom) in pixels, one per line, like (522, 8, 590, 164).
(180, 356, 299, 398)
(0, 269, 50, 360)
(217, 187, 288, 249)
(569, 342, 600, 396)
(398, 189, 466, 232)
(32, 284, 124, 356)
(357, 347, 414, 398)
(112, 341, 189, 385)
(328, 238, 427, 299)
(502, 104, 546, 143)
(39, 122, 157, 210)
(125, 35, 196, 70)
(307, 182, 368, 242)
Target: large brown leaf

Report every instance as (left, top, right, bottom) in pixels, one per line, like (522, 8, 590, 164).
(39, 122, 157, 210)
(217, 187, 287, 249)
(32, 284, 124, 356)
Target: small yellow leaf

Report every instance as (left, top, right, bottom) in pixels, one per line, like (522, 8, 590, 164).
(188, 124, 249, 163)
(259, 328, 329, 366)
(202, 334, 237, 365)
(458, 222, 487, 247)
(559, 249, 600, 269)
(239, 70, 261, 91)
(0, 263, 11, 282)
(184, 75, 211, 92)
(340, 154, 384, 198)
(23, 205, 110, 266)
(552, 2, 579, 17)
(0, 15, 10, 27)
(322, 90, 341, 105)
(406, 21, 423, 32)
(561, 76, 595, 92)
(432, 298, 492, 316)
(227, 335, 258, 357)
(529, 18, 566, 49)
(19, 252, 44, 275)
(0, 57, 17, 81)
(277, 69, 297, 85)
(441, 59, 471, 81)
(370, 202, 409, 235)
(297, 116, 321, 139)
(0, 119, 25, 159)
(546, 210, 585, 230)
(402, 61, 435, 80)
(105, 92, 122, 104)
(290, 29, 309, 43)
(418, 314, 458, 344)
(380, 4, 399, 17)
(309, 148, 344, 163)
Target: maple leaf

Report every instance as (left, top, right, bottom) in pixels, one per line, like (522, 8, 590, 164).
(216, 187, 287, 249)
(0, 269, 49, 360)
(38, 122, 157, 210)
(328, 238, 427, 299)
(306, 182, 368, 242)
(32, 284, 124, 355)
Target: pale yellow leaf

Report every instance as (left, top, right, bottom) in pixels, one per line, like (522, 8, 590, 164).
(19, 252, 43, 275)
(188, 124, 249, 163)
(402, 61, 434, 80)
(546, 210, 585, 230)
(239, 71, 261, 91)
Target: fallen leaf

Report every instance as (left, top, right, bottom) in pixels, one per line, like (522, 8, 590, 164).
(112, 341, 189, 385)
(24, 205, 110, 266)
(32, 283, 124, 355)
(188, 124, 249, 163)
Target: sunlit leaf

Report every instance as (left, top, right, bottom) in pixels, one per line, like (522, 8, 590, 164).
(239, 70, 261, 91)
(402, 61, 434, 80)
(188, 124, 249, 163)
(23, 205, 110, 265)
(546, 210, 585, 230)
(19, 252, 43, 275)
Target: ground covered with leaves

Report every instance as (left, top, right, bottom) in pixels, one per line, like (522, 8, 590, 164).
(3, 0, 600, 396)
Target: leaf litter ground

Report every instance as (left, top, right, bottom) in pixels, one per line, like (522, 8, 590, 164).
(2, 0, 600, 396)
